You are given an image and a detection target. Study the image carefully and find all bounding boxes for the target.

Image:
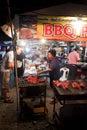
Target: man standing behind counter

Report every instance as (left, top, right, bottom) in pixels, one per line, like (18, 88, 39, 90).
(67, 46, 82, 80)
(67, 46, 82, 64)
(38, 49, 61, 103)
(39, 49, 61, 87)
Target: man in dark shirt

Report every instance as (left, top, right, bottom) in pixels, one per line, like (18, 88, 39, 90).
(38, 49, 61, 104)
(39, 49, 61, 86)
(48, 49, 61, 88)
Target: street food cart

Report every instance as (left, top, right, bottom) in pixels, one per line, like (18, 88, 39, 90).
(52, 65, 87, 129)
(18, 75, 48, 120)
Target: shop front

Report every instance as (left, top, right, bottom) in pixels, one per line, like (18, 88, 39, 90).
(14, 15, 87, 125)
(14, 15, 87, 79)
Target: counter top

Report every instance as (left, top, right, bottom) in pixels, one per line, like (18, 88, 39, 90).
(18, 77, 47, 88)
(53, 80, 87, 102)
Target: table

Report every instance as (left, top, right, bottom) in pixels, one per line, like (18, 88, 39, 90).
(52, 80, 87, 129)
(53, 81, 87, 105)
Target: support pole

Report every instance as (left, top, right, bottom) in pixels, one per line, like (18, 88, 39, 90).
(7, 0, 19, 111)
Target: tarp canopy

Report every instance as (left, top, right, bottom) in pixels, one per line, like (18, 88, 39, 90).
(27, 3, 87, 16)
(0, 1, 87, 25)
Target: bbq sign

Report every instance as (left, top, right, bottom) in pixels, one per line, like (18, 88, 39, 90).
(43, 24, 87, 40)
(37, 15, 87, 41)
(17, 15, 87, 41)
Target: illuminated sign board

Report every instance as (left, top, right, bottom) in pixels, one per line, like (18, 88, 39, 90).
(16, 15, 87, 41)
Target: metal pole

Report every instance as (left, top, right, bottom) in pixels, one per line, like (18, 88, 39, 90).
(7, 0, 19, 111)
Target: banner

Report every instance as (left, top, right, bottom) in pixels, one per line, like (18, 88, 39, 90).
(17, 15, 87, 41)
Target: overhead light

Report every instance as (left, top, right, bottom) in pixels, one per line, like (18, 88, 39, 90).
(71, 17, 84, 36)
(40, 39, 46, 43)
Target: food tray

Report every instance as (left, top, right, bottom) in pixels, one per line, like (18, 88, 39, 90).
(18, 78, 30, 87)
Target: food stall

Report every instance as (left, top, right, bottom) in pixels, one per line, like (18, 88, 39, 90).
(18, 76, 47, 120)
(14, 15, 87, 122)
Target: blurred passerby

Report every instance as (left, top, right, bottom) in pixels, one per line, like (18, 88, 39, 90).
(1, 47, 14, 103)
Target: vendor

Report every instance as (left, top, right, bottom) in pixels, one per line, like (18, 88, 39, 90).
(67, 46, 83, 80)
(38, 49, 61, 83)
(67, 46, 82, 64)
(38, 49, 61, 103)
(39, 49, 60, 87)
(14, 45, 36, 78)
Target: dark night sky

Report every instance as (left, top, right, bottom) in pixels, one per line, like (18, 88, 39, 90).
(0, 0, 87, 25)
